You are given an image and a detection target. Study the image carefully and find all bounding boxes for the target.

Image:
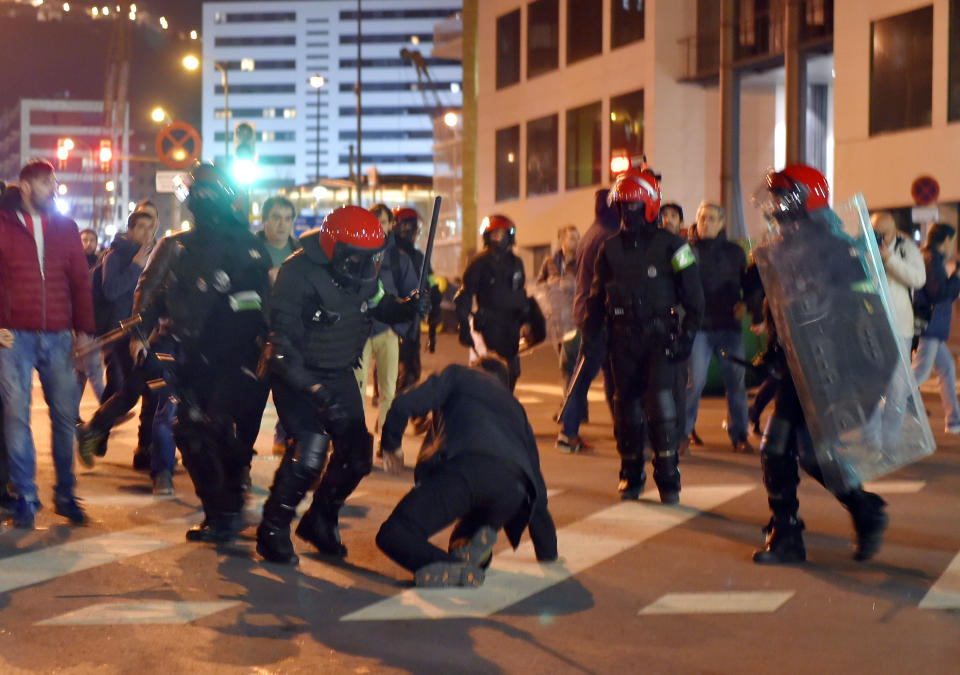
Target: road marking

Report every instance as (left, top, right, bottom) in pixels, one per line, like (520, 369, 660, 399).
(80, 494, 178, 506)
(514, 382, 607, 402)
(36, 601, 240, 626)
(919, 550, 960, 610)
(639, 591, 794, 615)
(516, 396, 542, 404)
(0, 513, 201, 594)
(341, 484, 754, 622)
(862, 480, 926, 494)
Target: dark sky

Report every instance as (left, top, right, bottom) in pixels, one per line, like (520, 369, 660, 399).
(0, 1, 204, 139)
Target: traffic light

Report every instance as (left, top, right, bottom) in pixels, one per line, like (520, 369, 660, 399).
(234, 122, 255, 160)
(98, 140, 113, 173)
(233, 122, 257, 185)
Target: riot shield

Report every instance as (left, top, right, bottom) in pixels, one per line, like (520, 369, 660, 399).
(528, 276, 577, 348)
(751, 194, 934, 492)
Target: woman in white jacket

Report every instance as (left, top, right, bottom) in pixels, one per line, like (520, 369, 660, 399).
(872, 211, 926, 447)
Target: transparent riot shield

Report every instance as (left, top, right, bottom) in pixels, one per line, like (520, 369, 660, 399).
(528, 276, 577, 349)
(750, 194, 934, 492)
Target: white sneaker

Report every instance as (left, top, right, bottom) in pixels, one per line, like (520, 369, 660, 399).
(946, 424, 960, 434)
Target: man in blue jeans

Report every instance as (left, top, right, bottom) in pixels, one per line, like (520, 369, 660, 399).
(0, 160, 96, 528)
(683, 201, 753, 453)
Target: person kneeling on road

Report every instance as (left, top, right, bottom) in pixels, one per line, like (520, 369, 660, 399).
(376, 357, 558, 588)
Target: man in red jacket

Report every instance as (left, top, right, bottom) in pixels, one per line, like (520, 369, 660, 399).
(0, 160, 96, 528)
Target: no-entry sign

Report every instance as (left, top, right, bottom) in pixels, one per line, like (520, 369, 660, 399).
(156, 122, 202, 170)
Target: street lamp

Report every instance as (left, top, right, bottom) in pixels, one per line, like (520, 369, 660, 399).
(151, 107, 166, 123)
(183, 55, 230, 161)
(309, 74, 326, 184)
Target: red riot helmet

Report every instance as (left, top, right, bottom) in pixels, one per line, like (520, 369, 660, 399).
(608, 168, 661, 223)
(766, 164, 830, 216)
(480, 214, 516, 248)
(318, 205, 386, 286)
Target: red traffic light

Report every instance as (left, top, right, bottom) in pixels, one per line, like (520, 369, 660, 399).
(98, 140, 113, 164)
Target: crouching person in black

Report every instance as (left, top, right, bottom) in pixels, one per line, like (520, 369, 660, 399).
(256, 205, 429, 565)
(376, 357, 558, 587)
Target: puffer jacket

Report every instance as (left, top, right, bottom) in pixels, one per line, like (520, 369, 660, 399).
(881, 234, 925, 339)
(0, 186, 95, 333)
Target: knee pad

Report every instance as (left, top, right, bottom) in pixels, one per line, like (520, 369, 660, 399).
(614, 395, 646, 445)
(293, 432, 331, 474)
(648, 388, 680, 453)
(760, 416, 793, 457)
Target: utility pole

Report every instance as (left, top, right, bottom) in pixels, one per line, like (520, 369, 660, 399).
(355, 0, 363, 203)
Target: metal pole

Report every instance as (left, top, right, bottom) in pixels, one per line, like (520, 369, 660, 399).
(216, 62, 229, 162)
(784, 0, 806, 165)
(355, 0, 363, 203)
(315, 85, 321, 184)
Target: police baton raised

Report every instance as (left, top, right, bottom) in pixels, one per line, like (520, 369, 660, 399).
(556, 351, 587, 424)
(74, 315, 144, 359)
(417, 195, 442, 291)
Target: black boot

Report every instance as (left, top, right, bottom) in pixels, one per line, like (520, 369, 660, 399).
(186, 512, 243, 543)
(753, 516, 806, 564)
(841, 489, 888, 561)
(257, 434, 330, 564)
(617, 457, 646, 501)
(652, 452, 681, 505)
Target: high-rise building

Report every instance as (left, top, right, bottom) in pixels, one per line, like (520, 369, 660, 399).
(0, 98, 131, 237)
(200, 1, 463, 191)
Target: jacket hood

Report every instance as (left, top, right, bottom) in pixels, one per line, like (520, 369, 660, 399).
(0, 185, 25, 213)
(594, 188, 619, 231)
(298, 228, 332, 265)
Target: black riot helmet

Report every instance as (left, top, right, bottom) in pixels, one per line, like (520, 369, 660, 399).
(175, 162, 247, 230)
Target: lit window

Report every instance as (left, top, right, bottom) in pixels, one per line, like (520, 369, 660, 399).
(241, 58, 255, 71)
(283, 108, 297, 118)
(263, 108, 276, 118)
(262, 130, 275, 142)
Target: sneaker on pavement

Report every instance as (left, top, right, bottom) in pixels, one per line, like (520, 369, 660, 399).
(946, 424, 960, 434)
(734, 439, 756, 454)
(12, 496, 39, 529)
(556, 434, 592, 454)
(449, 525, 497, 568)
(414, 561, 485, 588)
(152, 471, 174, 496)
(75, 423, 104, 468)
(689, 430, 704, 446)
(54, 494, 88, 525)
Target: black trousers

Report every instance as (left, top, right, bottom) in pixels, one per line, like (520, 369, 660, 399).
(376, 453, 527, 573)
(397, 332, 422, 392)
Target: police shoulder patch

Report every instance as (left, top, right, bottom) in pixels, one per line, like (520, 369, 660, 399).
(368, 280, 385, 307)
(671, 243, 695, 272)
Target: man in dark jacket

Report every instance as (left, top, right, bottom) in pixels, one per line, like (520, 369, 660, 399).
(256, 195, 301, 281)
(683, 201, 753, 453)
(376, 357, 558, 587)
(80, 228, 100, 268)
(77, 210, 158, 466)
(455, 214, 530, 390)
(255, 205, 429, 565)
(0, 160, 96, 528)
(556, 189, 618, 453)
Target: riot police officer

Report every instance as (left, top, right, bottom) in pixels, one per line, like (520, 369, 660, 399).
(256, 205, 428, 565)
(751, 164, 889, 564)
(582, 168, 704, 503)
(132, 163, 272, 542)
(455, 215, 529, 390)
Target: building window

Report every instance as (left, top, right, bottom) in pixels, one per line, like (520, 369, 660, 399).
(527, 114, 558, 196)
(214, 36, 296, 47)
(496, 9, 521, 89)
(495, 125, 520, 201)
(282, 108, 297, 119)
(566, 101, 601, 189)
(611, 0, 645, 50)
(527, 0, 559, 79)
(609, 88, 644, 180)
(950, 0, 960, 122)
(263, 108, 277, 118)
(870, 6, 933, 135)
(567, 0, 602, 65)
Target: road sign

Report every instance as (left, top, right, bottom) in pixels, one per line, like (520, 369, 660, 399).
(155, 170, 185, 194)
(155, 121, 202, 170)
(911, 175, 939, 206)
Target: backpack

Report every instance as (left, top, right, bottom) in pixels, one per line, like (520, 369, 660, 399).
(89, 259, 114, 336)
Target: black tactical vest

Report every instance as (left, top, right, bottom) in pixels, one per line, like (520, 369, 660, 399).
(600, 230, 681, 325)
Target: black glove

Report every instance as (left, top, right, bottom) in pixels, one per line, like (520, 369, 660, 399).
(664, 331, 695, 362)
(308, 383, 350, 435)
(458, 323, 475, 348)
(402, 289, 431, 318)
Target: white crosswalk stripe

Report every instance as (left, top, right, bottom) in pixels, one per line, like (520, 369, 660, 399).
(341, 484, 754, 622)
(919, 550, 960, 610)
(37, 601, 240, 626)
(639, 591, 795, 615)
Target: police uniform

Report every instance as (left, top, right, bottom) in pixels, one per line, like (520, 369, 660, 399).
(582, 169, 704, 502)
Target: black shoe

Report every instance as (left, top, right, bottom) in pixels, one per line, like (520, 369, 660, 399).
(94, 434, 109, 457)
(449, 525, 497, 569)
(658, 490, 680, 505)
(296, 508, 347, 557)
(849, 493, 888, 561)
(132, 447, 152, 471)
(256, 522, 299, 564)
(689, 430, 704, 446)
(54, 494, 88, 525)
(185, 513, 242, 543)
(618, 478, 644, 501)
(753, 517, 806, 564)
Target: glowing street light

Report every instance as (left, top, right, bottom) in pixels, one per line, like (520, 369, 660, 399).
(182, 54, 199, 71)
(57, 183, 68, 195)
(151, 107, 166, 123)
(104, 180, 116, 193)
(444, 111, 459, 128)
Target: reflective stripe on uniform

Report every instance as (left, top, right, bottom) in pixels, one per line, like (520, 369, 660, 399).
(671, 243, 695, 272)
(369, 280, 385, 307)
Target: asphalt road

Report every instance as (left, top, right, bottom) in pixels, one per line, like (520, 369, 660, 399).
(1, 334, 959, 673)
